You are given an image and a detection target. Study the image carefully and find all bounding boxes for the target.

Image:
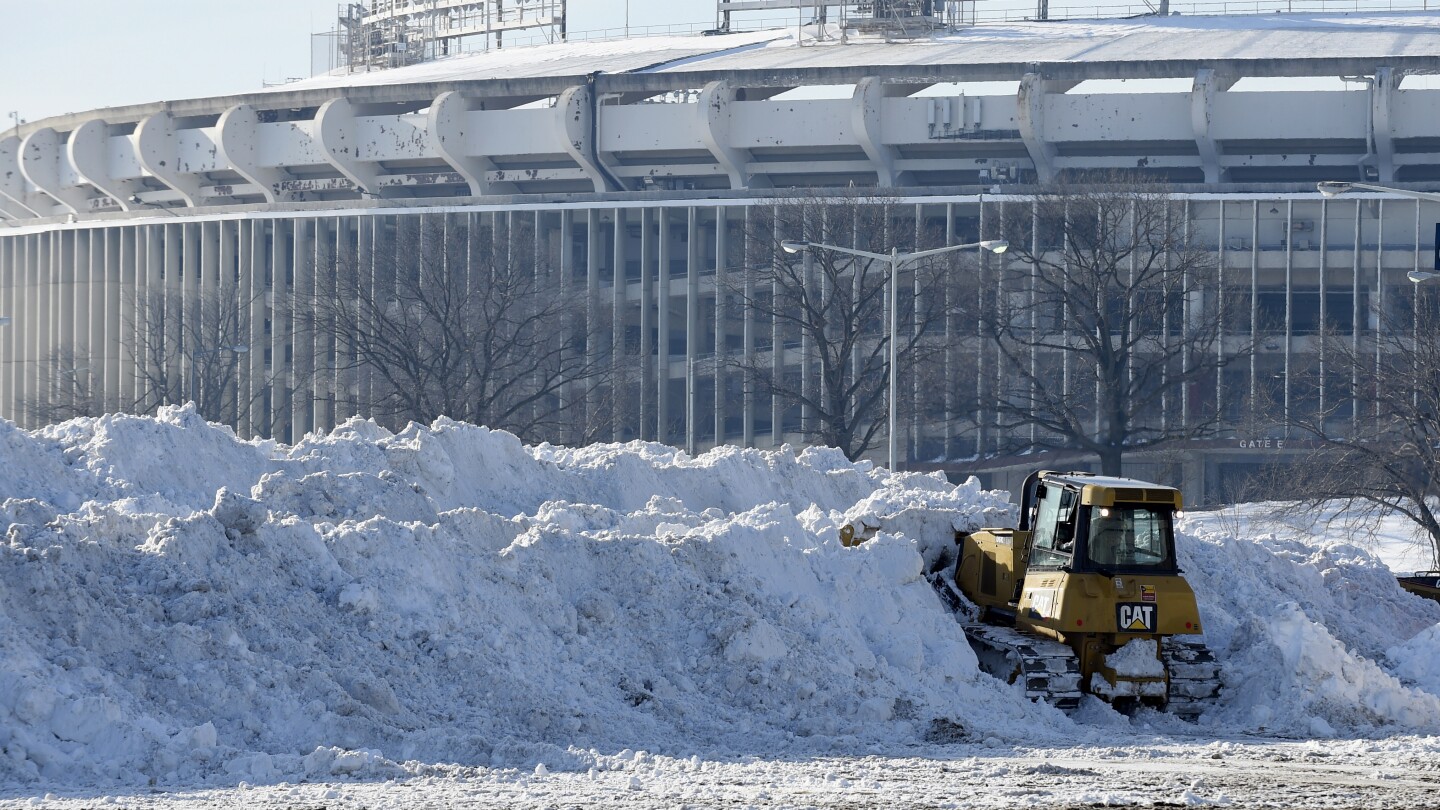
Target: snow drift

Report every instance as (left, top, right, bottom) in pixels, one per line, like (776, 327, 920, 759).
(1, 406, 1439, 790)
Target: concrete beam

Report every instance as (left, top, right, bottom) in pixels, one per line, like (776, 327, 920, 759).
(1190, 69, 1232, 184)
(216, 104, 293, 203)
(68, 119, 144, 212)
(136, 111, 204, 207)
(1371, 66, 1396, 183)
(852, 77, 911, 187)
(20, 55, 1440, 137)
(698, 80, 770, 190)
(428, 91, 518, 197)
(1017, 73, 1058, 184)
(556, 85, 619, 193)
(315, 97, 384, 197)
(0, 136, 44, 219)
(20, 127, 92, 213)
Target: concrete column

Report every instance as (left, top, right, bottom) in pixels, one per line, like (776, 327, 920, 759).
(332, 216, 355, 425)
(357, 216, 377, 417)
(142, 226, 163, 409)
(770, 211, 782, 447)
(69, 229, 89, 415)
(611, 208, 627, 441)
(18, 235, 34, 425)
(798, 237, 815, 440)
(292, 218, 314, 438)
(109, 228, 127, 414)
(714, 206, 728, 445)
(181, 220, 201, 409)
(640, 209, 655, 441)
(657, 209, 672, 445)
(943, 202, 956, 456)
(162, 224, 183, 405)
(38, 232, 54, 421)
(0, 237, 12, 420)
(685, 206, 700, 454)
(1283, 199, 1293, 436)
(585, 209, 601, 430)
(1350, 199, 1362, 436)
(118, 224, 137, 409)
(270, 219, 292, 442)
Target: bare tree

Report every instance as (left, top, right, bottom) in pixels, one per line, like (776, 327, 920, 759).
(978, 173, 1246, 476)
(21, 346, 106, 423)
(317, 215, 606, 443)
(726, 192, 968, 462)
(1282, 290, 1440, 567)
(126, 286, 275, 429)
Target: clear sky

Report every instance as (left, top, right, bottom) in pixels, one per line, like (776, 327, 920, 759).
(0, 0, 707, 125)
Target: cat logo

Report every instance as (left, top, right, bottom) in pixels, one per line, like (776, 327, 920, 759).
(1117, 602, 1157, 632)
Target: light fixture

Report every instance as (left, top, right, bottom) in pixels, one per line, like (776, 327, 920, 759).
(1315, 180, 1440, 203)
(775, 235, 1014, 470)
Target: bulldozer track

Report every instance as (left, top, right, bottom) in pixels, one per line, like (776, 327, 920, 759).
(1161, 636, 1222, 717)
(963, 624, 1085, 711)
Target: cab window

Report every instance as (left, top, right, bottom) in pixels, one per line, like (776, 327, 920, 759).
(1029, 485, 1077, 568)
(1085, 506, 1173, 569)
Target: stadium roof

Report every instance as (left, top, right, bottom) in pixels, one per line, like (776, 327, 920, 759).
(22, 10, 1440, 132)
(276, 10, 1440, 91)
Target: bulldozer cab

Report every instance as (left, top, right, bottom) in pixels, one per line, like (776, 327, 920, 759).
(1021, 471, 1181, 576)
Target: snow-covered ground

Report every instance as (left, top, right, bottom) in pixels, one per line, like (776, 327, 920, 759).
(1185, 500, 1440, 577)
(3, 407, 1440, 808)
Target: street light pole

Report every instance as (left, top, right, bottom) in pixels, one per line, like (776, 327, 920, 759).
(889, 245, 900, 474)
(780, 237, 1009, 470)
(1318, 181, 1440, 283)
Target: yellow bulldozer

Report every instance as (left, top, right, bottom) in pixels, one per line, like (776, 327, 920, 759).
(1397, 571, 1440, 604)
(928, 470, 1220, 716)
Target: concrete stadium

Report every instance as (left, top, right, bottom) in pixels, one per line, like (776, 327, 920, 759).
(2, 9, 1439, 503)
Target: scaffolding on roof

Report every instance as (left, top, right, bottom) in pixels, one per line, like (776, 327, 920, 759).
(337, 0, 567, 73)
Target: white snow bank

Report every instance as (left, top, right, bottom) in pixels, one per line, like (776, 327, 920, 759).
(1387, 623, 1440, 699)
(1177, 519, 1440, 736)
(4, 406, 1440, 791)
(0, 407, 1060, 789)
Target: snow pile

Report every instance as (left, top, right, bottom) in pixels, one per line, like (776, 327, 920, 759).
(1388, 623, 1440, 697)
(4, 406, 1440, 791)
(0, 407, 1052, 788)
(1177, 519, 1440, 736)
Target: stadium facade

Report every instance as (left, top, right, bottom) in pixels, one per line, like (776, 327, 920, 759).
(2, 12, 1439, 504)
